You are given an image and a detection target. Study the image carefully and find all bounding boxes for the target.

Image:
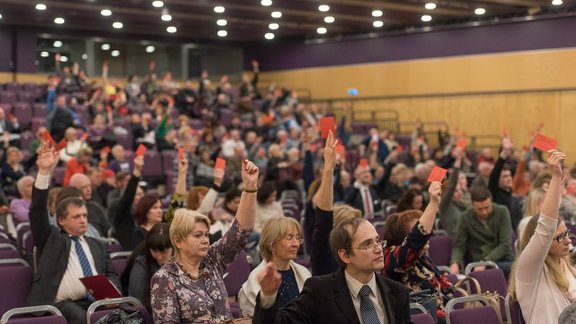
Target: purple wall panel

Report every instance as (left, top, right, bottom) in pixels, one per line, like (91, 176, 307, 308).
(0, 28, 14, 72)
(244, 16, 576, 71)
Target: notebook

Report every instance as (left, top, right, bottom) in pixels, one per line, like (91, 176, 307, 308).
(79, 274, 122, 300)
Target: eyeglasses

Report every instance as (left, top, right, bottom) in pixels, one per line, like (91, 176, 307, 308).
(282, 236, 303, 245)
(554, 231, 572, 244)
(352, 239, 387, 252)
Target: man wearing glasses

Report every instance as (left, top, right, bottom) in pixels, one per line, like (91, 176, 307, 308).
(254, 214, 410, 323)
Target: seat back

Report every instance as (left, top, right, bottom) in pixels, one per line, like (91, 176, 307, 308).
(86, 296, 151, 324)
(0, 265, 33, 317)
(0, 258, 29, 267)
(110, 251, 132, 277)
(223, 251, 251, 298)
(0, 249, 20, 260)
(446, 295, 500, 324)
(141, 150, 162, 178)
(1, 305, 66, 323)
(428, 236, 452, 267)
(505, 293, 526, 324)
(411, 313, 435, 324)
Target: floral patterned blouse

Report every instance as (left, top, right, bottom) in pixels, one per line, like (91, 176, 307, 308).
(382, 221, 454, 317)
(150, 219, 251, 323)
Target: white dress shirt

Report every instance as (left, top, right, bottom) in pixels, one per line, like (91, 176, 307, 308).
(344, 270, 388, 324)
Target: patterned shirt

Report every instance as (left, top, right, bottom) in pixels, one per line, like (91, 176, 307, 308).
(276, 268, 300, 308)
(150, 219, 251, 323)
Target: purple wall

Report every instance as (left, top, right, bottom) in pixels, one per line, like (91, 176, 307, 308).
(0, 27, 37, 74)
(0, 29, 14, 72)
(244, 16, 576, 71)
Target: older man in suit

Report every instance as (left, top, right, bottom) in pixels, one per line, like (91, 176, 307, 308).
(254, 215, 411, 323)
(26, 142, 119, 324)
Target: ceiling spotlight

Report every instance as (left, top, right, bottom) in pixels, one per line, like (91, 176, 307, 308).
(261, 0, 272, 6)
(265, 32, 275, 40)
(54, 17, 65, 24)
(146, 45, 155, 53)
(319, 4, 330, 12)
(101, 9, 112, 16)
(216, 19, 227, 26)
(324, 16, 335, 23)
(271, 11, 282, 18)
(268, 23, 279, 30)
(112, 21, 123, 29)
(214, 6, 225, 13)
(161, 14, 172, 21)
(425, 3, 436, 10)
(373, 20, 383, 28)
(474, 8, 486, 15)
(166, 26, 177, 33)
(316, 27, 327, 34)
(40, 51, 49, 57)
(101, 43, 111, 50)
(111, 50, 120, 57)
(59, 55, 68, 62)
(421, 15, 432, 22)
(53, 40, 63, 48)
(552, 0, 563, 4)
(372, 10, 383, 17)
(152, 1, 164, 8)
(82, 53, 88, 59)
(35, 3, 47, 10)
(217, 30, 228, 37)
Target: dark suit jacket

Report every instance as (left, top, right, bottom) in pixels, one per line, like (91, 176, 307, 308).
(253, 268, 412, 324)
(344, 186, 382, 217)
(26, 186, 120, 306)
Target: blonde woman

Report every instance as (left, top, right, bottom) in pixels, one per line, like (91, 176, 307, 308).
(238, 216, 311, 316)
(509, 150, 576, 324)
(516, 188, 547, 239)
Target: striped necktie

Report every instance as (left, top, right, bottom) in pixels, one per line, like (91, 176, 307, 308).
(71, 236, 95, 302)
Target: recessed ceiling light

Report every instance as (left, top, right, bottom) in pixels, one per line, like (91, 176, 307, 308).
(216, 19, 227, 26)
(318, 4, 330, 12)
(35, 3, 47, 11)
(217, 30, 227, 37)
(214, 6, 225, 13)
(166, 26, 177, 33)
(59, 55, 68, 62)
(146, 45, 155, 53)
(552, 0, 563, 5)
(474, 8, 486, 15)
(324, 16, 335, 23)
(40, 51, 49, 57)
(372, 10, 383, 17)
(152, 1, 164, 8)
(161, 14, 172, 21)
(54, 17, 65, 24)
(53, 40, 62, 47)
(261, 0, 272, 6)
(112, 21, 123, 29)
(425, 3, 436, 10)
(101, 43, 110, 50)
(101, 9, 112, 16)
(268, 23, 279, 30)
(82, 53, 88, 59)
(373, 20, 383, 28)
(265, 32, 275, 40)
(271, 11, 282, 18)
(317, 27, 327, 34)
(111, 50, 120, 57)
(0, 14, 2, 19)
(421, 15, 432, 22)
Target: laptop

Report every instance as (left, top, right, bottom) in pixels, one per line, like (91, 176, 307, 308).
(79, 274, 122, 300)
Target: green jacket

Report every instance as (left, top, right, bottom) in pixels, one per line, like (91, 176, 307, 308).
(450, 203, 513, 265)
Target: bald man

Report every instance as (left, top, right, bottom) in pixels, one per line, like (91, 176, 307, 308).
(69, 173, 111, 237)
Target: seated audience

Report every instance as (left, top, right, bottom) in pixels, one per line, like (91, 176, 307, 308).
(439, 150, 471, 238)
(69, 173, 111, 237)
(9, 175, 34, 224)
(63, 147, 93, 186)
(1, 145, 25, 197)
(395, 188, 425, 212)
(255, 181, 284, 233)
(59, 127, 85, 163)
(517, 188, 547, 240)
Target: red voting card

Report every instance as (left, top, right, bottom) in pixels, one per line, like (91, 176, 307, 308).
(319, 116, 336, 139)
(215, 157, 226, 170)
(135, 144, 147, 157)
(79, 275, 121, 300)
(178, 147, 184, 161)
(533, 133, 557, 152)
(359, 158, 368, 168)
(336, 143, 346, 156)
(456, 138, 467, 150)
(42, 131, 55, 145)
(55, 139, 67, 151)
(395, 145, 404, 153)
(427, 166, 448, 183)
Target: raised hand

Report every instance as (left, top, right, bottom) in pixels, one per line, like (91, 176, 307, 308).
(36, 142, 59, 174)
(178, 157, 188, 175)
(257, 262, 282, 297)
(241, 159, 259, 190)
(428, 181, 442, 204)
(214, 167, 225, 187)
(323, 130, 338, 170)
(547, 150, 565, 178)
(133, 155, 145, 178)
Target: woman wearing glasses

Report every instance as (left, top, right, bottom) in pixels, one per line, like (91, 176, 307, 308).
(238, 216, 311, 316)
(509, 150, 576, 324)
(382, 182, 453, 322)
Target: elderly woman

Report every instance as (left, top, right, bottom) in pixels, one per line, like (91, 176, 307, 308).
(382, 182, 453, 322)
(238, 216, 311, 316)
(150, 159, 259, 323)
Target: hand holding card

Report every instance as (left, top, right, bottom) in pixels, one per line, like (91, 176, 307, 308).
(215, 157, 226, 170)
(55, 139, 67, 151)
(178, 147, 184, 161)
(135, 144, 148, 157)
(42, 130, 55, 145)
(427, 166, 448, 183)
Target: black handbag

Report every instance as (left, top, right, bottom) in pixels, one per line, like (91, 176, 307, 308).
(94, 306, 144, 324)
(409, 289, 438, 322)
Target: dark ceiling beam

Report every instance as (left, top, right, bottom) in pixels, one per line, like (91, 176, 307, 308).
(474, 0, 546, 7)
